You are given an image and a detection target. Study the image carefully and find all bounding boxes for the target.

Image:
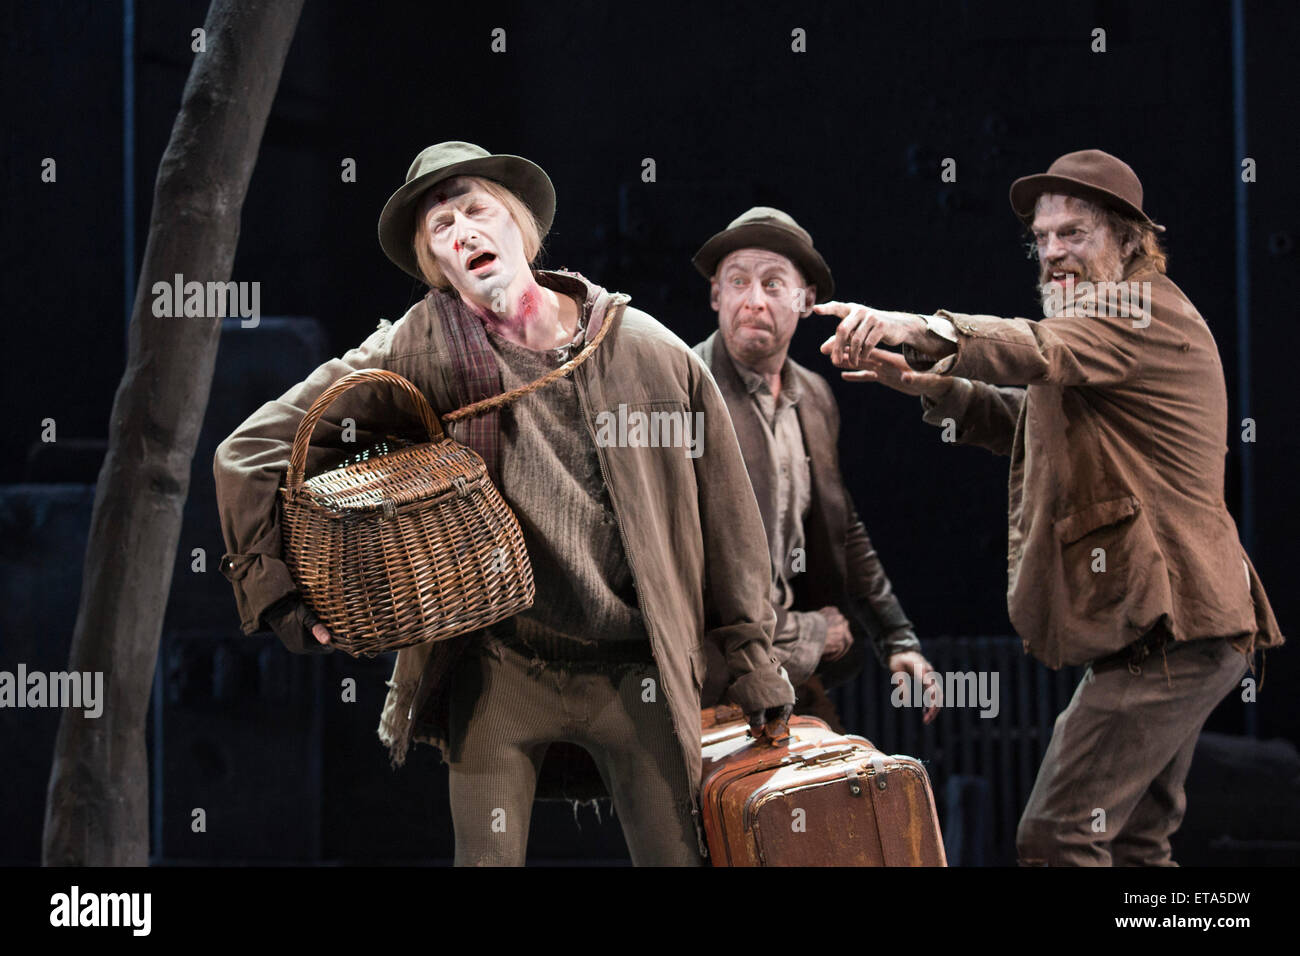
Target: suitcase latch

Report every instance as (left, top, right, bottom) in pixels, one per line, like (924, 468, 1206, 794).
(845, 768, 863, 797)
(870, 754, 888, 790)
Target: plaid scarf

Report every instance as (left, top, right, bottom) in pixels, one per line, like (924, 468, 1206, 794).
(425, 286, 506, 483)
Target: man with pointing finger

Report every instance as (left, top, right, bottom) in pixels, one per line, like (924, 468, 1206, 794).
(818, 149, 1283, 865)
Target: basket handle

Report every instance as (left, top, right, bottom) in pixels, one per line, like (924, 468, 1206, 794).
(286, 368, 443, 493)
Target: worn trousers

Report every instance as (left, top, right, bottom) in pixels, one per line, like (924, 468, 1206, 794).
(1016, 635, 1250, 866)
(445, 640, 704, 866)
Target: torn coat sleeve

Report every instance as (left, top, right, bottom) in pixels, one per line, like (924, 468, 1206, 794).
(213, 323, 402, 648)
(689, 357, 796, 715)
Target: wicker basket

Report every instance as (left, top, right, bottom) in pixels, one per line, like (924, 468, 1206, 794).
(279, 368, 534, 658)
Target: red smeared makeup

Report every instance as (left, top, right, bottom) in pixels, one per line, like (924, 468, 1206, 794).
(516, 287, 541, 321)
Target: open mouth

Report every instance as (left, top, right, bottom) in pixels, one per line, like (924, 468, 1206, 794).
(1047, 270, 1078, 285)
(467, 252, 497, 272)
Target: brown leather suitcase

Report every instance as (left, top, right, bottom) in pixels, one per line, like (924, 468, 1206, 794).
(700, 713, 947, 867)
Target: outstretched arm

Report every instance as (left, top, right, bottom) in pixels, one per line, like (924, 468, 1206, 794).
(812, 300, 1144, 455)
(814, 299, 1141, 389)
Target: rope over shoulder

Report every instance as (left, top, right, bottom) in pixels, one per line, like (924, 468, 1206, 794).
(442, 295, 625, 424)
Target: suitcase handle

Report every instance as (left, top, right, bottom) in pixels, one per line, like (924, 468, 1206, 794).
(750, 717, 791, 747)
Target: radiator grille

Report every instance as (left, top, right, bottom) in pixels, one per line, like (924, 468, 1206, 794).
(830, 636, 1083, 866)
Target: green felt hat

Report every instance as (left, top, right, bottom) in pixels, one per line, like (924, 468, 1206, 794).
(378, 141, 556, 281)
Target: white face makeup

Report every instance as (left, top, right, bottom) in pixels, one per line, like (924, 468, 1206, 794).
(1031, 193, 1126, 313)
(419, 176, 529, 310)
(712, 248, 812, 369)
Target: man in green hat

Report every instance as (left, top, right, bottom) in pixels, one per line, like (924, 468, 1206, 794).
(817, 149, 1283, 865)
(213, 142, 795, 865)
(690, 206, 940, 731)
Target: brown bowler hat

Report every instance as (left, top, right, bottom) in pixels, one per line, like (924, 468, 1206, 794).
(692, 206, 834, 302)
(378, 141, 556, 281)
(1010, 149, 1165, 232)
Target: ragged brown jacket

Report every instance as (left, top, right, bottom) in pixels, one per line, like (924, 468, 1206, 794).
(912, 259, 1283, 668)
(212, 271, 794, 853)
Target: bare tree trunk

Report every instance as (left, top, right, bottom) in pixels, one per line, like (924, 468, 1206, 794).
(43, 0, 304, 866)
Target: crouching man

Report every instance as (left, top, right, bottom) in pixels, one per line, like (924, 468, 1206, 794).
(818, 149, 1283, 865)
(213, 141, 794, 865)
(690, 207, 940, 731)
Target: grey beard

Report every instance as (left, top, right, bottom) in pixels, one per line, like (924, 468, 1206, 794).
(1036, 247, 1126, 317)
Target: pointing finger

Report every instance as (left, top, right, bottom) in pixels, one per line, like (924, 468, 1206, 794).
(812, 301, 851, 318)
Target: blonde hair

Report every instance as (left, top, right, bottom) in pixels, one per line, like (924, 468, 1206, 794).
(412, 176, 544, 289)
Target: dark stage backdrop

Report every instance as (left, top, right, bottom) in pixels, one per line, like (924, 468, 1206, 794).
(2, 0, 1296, 864)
